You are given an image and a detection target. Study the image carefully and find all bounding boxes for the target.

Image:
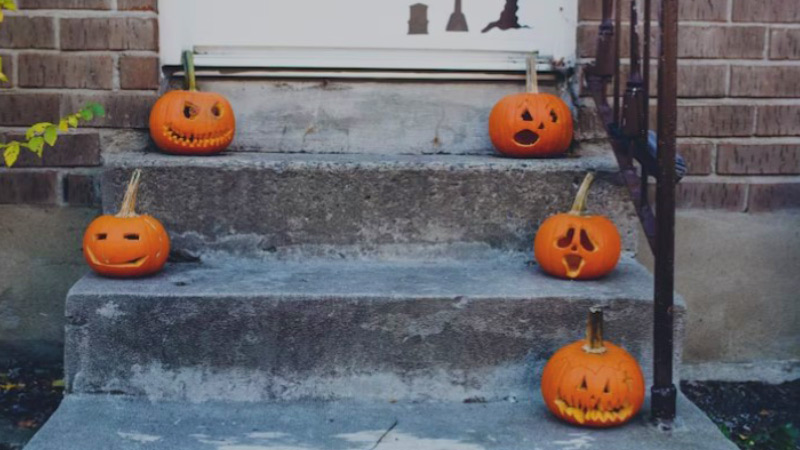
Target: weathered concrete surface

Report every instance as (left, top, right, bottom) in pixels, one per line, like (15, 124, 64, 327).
(0, 205, 97, 363)
(65, 253, 683, 402)
(638, 210, 800, 366)
(25, 394, 735, 450)
(167, 77, 571, 155)
(102, 150, 638, 254)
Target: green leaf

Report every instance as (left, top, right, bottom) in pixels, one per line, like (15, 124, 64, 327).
(79, 109, 93, 121)
(43, 125, 58, 146)
(0, 72, 7, 83)
(3, 0, 17, 11)
(26, 122, 51, 140)
(3, 141, 19, 167)
(58, 119, 69, 131)
(0, 8, 4, 24)
(67, 116, 78, 128)
(27, 136, 44, 157)
(88, 102, 105, 118)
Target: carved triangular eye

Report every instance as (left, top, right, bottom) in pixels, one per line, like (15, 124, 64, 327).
(550, 109, 559, 123)
(521, 109, 533, 121)
(603, 380, 611, 394)
(579, 376, 588, 390)
(580, 230, 595, 251)
(557, 228, 575, 248)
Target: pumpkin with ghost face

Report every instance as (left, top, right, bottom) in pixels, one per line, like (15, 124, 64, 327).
(534, 172, 621, 279)
(489, 92, 573, 157)
(83, 170, 169, 278)
(541, 308, 645, 427)
(149, 51, 235, 155)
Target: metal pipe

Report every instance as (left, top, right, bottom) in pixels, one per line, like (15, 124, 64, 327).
(652, 0, 678, 424)
(613, 0, 622, 122)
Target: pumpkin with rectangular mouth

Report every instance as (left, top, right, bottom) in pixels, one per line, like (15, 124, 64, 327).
(534, 172, 621, 279)
(83, 170, 169, 278)
(541, 307, 645, 427)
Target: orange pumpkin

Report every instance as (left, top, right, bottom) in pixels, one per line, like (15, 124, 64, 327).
(541, 307, 645, 427)
(149, 51, 235, 155)
(488, 56, 573, 157)
(534, 172, 621, 279)
(83, 170, 169, 278)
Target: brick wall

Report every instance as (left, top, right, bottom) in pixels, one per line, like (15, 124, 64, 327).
(0, 0, 158, 206)
(578, 0, 800, 212)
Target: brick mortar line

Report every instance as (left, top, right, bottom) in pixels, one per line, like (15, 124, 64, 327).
(0, 88, 157, 95)
(577, 58, 800, 66)
(679, 137, 800, 144)
(709, 140, 718, 175)
(726, 0, 733, 23)
(681, 174, 800, 183)
(578, 20, 800, 29)
(5, 10, 156, 18)
(112, 54, 120, 91)
(3, 49, 159, 56)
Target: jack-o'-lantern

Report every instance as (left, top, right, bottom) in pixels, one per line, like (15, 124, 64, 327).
(83, 170, 169, 278)
(541, 307, 645, 427)
(534, 172, 621, 279)
(149, 51, 235, 155)
(488, 55, 573, 157)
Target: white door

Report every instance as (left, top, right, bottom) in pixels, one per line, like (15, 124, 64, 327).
(160, 0, 577, 72)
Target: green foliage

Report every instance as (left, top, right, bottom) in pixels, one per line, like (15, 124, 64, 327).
(0, 103, 105, 167)
(721, 422, 799, 450)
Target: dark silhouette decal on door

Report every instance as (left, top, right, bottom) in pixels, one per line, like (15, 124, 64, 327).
(408, 3, 429, 34)
(482, 0, 525, 33)
(446, 0, 468, 32)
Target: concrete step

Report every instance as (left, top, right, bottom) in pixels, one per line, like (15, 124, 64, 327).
(66, 252, 682, 403)
(100, 147, 637, 255)
(171, 77, 576, 155)
(25, 394, 736, 450)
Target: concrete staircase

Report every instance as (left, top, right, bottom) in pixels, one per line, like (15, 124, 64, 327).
(26, 79, 734, 449)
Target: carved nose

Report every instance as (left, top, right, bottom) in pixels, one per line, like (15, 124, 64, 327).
(571, 245, 578, 251)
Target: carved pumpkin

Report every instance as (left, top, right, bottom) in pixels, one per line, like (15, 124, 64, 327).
(83, 170, 169, 278)
(541, 307, 645, 427)
(488, 56, 573, 157)
(534, 172, 621, 279)
(149, 51, 235, 155)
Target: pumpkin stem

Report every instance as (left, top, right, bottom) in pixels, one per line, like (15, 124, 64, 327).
(569, 172, 596, 215)
(117, 169, 141, 218)
(583, 306, 607, 354)
(526, 51, 539, 94)
(182, 50, 197, 92)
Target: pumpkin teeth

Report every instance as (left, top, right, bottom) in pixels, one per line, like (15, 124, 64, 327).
(554, 399, 634, 424)
(162, 126, 233, 147)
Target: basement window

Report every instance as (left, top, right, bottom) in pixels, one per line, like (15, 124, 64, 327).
(159, 0, 577, 75)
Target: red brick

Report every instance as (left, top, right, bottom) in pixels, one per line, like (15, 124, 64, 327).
(0, 93, 60, 126)
(7, 131, 102, 167)
(0, 16, 55, 49)
(730, 66, 800, 98)
(17, 0, 111, 8)
(61, 93, 158, 129)
(60, 17, 158, 51)
(717, 143, 800, 175)
(673, 105, 755, 137)
(749, 183, 800, 212)
(119, 55, 160, 90)
(678, 142, 713, 175)
(620, 63, 727, 98)
(64, 173, 99, 206)
(578, 24, 657, 59)
(679, 25, 766, 59)
(0, 53, 13, 88)
(18, 54, 113, 89)
(770, 29, 800, 60)
(675, 182, 747, 211)
(756, 105, 800, 136)
(118, 0, 157, 11)
(732, 0, 800, 23)
(578, 0, 728, 22)
(0, 170, 59, 204)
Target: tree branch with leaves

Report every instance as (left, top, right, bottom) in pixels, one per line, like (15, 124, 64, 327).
(0, 0, 106, 167)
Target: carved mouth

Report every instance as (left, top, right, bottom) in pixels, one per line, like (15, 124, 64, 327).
(554, 399, 635, 424)
(513, 129, 540, 146)
(563, 254, 584, 278)
(162, 125, 232, 147)
(86, 247, 149, 268)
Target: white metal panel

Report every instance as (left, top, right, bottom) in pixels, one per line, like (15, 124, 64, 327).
(160, 0, 577, 71)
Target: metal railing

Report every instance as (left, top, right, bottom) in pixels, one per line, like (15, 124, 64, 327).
(584, 0, 679, 422)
